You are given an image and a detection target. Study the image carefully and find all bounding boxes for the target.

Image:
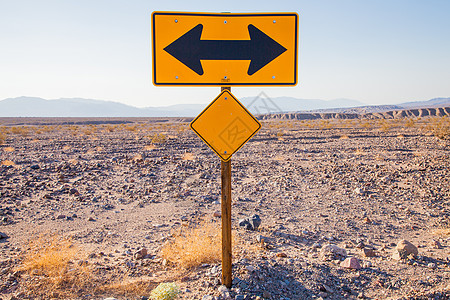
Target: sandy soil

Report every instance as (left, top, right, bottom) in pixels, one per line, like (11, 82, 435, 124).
(0, 118, 449, 300)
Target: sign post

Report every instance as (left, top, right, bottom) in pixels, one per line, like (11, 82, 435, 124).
(151, 11, 298, 287)
(220, 86, 232, 288)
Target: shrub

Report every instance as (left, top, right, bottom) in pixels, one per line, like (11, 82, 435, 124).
(1, 160, 15, 166)
(17, 234, 156, 298)
(151, 133, 167, 144)
(379, 120, 392, 132)
(0, 132, 5, 145)
(150, 282, 180, 300)
(431, 117, 450, 140)
(10, 126, 29, 136)
(17, 235, 93, 298)
(405, 119, 415, 128)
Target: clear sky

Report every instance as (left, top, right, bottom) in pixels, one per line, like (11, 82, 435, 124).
(1, 0, 449, 107)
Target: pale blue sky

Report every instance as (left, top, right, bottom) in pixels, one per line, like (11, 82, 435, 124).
(1, 0, 449, 107)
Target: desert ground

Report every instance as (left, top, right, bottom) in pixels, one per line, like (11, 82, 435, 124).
(0, 116, 449, 300)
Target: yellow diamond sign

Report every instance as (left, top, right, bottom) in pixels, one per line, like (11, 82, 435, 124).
(190, 90, 261, 161)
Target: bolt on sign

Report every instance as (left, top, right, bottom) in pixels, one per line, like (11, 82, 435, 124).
(190, 90, 261, 161)
(152, 12, 298, 86)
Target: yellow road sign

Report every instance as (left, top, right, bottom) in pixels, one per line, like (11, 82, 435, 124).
(190, 90, 261, 161)
(152, 12, 298, 86)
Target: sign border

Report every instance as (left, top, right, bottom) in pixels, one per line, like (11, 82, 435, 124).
(152, 11, 298, 86)
(190, 90, 262, 161)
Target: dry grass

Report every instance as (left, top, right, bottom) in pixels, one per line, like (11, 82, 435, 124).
(432, 228, 450, 236)
(182, 152, 195, 161)
(145, 144, 157, 151)
(354, 148, 366, 155)
(160, 221, 222, 269)
(404, 119, 415, 128)
(99, 277, 157, 298)
(151, 133, 167, 144)
(379, 120, 392, 132)
(10, 126, 29, 136)
(1, 160, 15, 166)
(17, 235, 93, 298)
(0, 132, 6, 145)
(17, 234, 157, 299)
(429, 116, 450, 140)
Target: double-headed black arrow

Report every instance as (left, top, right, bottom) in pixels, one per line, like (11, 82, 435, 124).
(164, 24, 287, 76)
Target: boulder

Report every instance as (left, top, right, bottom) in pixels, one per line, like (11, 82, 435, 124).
(362, 247, 376, 257)
(392, 240, 418, 260)
(340, 257, 361, 269)
(238, 214, 261, 231)
(134, 248, 148, 260)
(320, 244, 347, 261)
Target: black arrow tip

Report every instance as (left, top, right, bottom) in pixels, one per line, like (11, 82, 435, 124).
(164, 24, 204, 75)
(247, 24, 287, 76)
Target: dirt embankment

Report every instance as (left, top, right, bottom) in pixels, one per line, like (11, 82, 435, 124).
(259, 107, 450, 120)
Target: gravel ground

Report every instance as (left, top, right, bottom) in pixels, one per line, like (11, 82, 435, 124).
(0, 118, 449, 300)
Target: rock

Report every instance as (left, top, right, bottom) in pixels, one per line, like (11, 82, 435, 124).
(320, 244, 347, 261)
(235, 295, 245, 300)
(248, 214, 261, 230)
(276, 252, 287, 258)
(256, 234, 266, 243)
(355, 241, 365, 249)
(69, 188, 79, 195)
(362, 217, 372, 224)
(134, 248, 147, 260)
(429, 239, 442, 249)
(353, 187, 364, 195)
(103, 298, 118, 300)
(238, 214, 261, 231)
(246, 265, 256, 272)
(0, 232, 8, 239)
(218, 285, 228, 293)
(362, 247, 376, 257)
(218, 285, 231, 299)
(319, 284, 334, 294)
(202, 296, 214, 300)
(392, 240, 418, 260)
(312, 242, 321, 248)
(262, 291, 272, 298)
(362, 260, 372, 268)
(30, 164, 40, 170)
(213, 211, 221, 218)
(340, 257, 361, 269)
(57, 214, 66, 219)
(427, 262, 437, 269)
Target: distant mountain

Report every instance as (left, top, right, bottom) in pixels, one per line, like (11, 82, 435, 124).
(0, 97, 146, 117)
(0, 97, 205, 118)
(241, 94, 364, 115)
(0, 96, 448, 117)
(397, 97, 450, 109)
